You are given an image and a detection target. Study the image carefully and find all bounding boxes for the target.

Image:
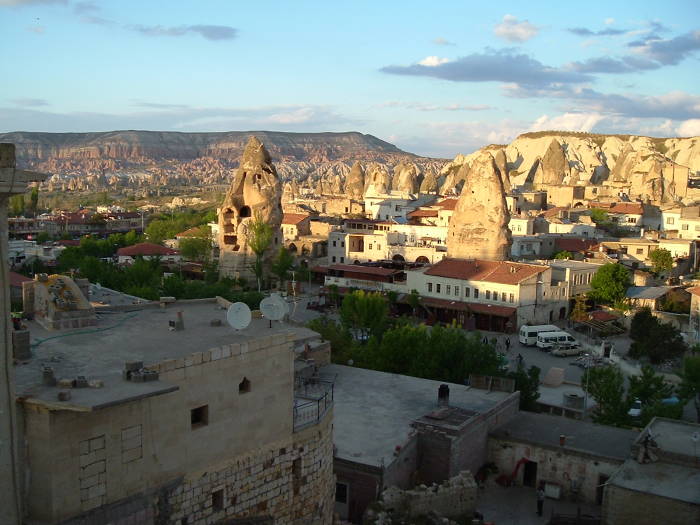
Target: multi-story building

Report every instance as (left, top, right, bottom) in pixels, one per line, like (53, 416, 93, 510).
(13, 296, 335, 524)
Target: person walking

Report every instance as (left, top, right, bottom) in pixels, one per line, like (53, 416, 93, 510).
(505, 336, 511, 352)
(537, 483, 545, 516)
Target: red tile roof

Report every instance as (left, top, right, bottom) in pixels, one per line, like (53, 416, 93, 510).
(176, 226, 207, 238)
(687, 286, 700, 297)
(436, 199, 458, 211)
(9, 271, 32, 288)
(609, 203, 643, 215)
(117, 243, 179, 257)
(555, 238, 598, 253)
(589, 310, 619, 322)
(328, 264, 401, 276)
(282, 213, 310, 225)
(55, 239, 80, 247)
(424, 258, 546, 285)
(408, 209, 439, 218)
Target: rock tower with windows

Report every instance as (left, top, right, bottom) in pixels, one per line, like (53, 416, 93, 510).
(218, 136, 282, 281)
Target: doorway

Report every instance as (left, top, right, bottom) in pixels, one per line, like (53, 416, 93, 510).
(334, 482, 349, 520)
(596, 474, 609, 505)
(523, 461, 538, 488)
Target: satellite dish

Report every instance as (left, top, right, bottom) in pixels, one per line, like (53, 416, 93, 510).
(226, 302, 252, 330)
(260, 294, 288, 321)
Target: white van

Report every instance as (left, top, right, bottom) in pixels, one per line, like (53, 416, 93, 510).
(519, 324, 560, 346)
(536, 331, 580, 350)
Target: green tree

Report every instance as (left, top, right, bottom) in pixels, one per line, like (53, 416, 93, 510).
(307, 316, 356, 365)
(179, 236, 212, 262)
(28, 186, 39, 217)
(678, 355, 700, 422)
(553, 250, 573, 260)
(582, 365, 629, 426)
(629, 308, 687, 364)
(271, 247, 294, 286)
(246, 210, 273, 292)
(508, 364, 541, 411)
(649, 248, 673, 275)
(406, 289, 421, 317)
(340, 290, 389, 342)
(628, 365, 673, 406)
(327, 284, 340, 307)
(9, 194, 24, 216)
(569, 295, 589, 322)
(36, 231, 50, 244)
(590, 208, 609, 224)
(590, 263, 630, 304)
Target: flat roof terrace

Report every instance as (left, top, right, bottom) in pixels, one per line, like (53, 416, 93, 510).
(15, 298, 320, 411)
(327, 364, 510, 468)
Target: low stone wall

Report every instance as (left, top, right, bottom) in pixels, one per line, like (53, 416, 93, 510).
(373, 470, 477, 520)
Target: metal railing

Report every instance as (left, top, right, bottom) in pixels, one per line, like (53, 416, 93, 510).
(293, 380, 334, 431)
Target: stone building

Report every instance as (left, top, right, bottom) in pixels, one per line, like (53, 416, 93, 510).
(219, 137, 283, 281)
(14, 297, 334, 524)
(602, 418, 700, 525)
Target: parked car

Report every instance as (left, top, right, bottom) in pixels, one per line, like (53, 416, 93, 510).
(628, 399, 642, 418)
(551, 343, 583, 357)
(536, 331, 581, 351)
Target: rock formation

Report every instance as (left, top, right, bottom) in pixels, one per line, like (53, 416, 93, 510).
(392, 161, 422, 194)
(364, 164, 391, 195)
(419, 171, 439, 193)
(447, 152, 511, 261)
(218, 137, 282, 281)
(345, 161, 365, 198)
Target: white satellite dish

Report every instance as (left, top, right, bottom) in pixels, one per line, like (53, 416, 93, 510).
(260, 294, 288, 321)
(226, 302, 252, 330)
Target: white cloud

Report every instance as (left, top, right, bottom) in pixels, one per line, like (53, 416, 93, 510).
(494, 14, 539, 43)
(529, 112, 604, 132)
(677, 119, 700, 137)
(433, 37, 455, 46)
(418, 56, 451, 67)
(604, 18, 615, 25)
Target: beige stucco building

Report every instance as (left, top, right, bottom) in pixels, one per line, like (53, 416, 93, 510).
(14, 297, 334, 525)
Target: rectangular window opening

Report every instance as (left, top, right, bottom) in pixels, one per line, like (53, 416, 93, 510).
(191, 405, 208, 429)
(212, 489, 224, 512)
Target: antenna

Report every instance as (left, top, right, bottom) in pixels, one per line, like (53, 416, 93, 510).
(260, 293, 289, 325)
(226, 302, 252, 330)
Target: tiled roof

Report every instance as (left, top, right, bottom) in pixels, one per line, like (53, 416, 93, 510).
(687, 286, 700, 297)
(554, 238, 598, 253)
(407, 209, 438, 218)
(424, 258, 546, 285)
(436, 199, 458, 211)
(328, 264, 400, 276)
(609, 203, 644, 215)
(9, 271, 32, 288)
(282, 213, 310, 225)
(117, 243, 179, 257)
(421, 296, 516, 317)
(176, 226, 207, 238)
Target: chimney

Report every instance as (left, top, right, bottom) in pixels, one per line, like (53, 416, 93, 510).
(438, 383, 450, 408)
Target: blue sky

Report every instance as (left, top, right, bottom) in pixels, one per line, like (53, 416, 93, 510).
(1, 0, 699, 157)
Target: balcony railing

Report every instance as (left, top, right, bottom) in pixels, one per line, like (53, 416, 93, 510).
(293, 379, 334, 432)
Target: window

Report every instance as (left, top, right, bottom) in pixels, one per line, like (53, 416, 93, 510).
(427, 282, 433, 292)
(486, 291, 491, 300)
(368, 243, 373, 249)
(667, 217, 674, 225)
(377, 245, 381, 250)
(636, 248, 643, 255)
(212, 489, 224, 512)
(336, 482, 348, 504)
(436, 284, 441, 293)
(464, 287, 470, 298)
(341, 241, 345, 247)
(509, 293, 514, 303)
(333, 240, 337, 247)
(292, 458, 302, 495)
(239, 377, 251, 394)
(340, 257, 345, 263)
(332, 256, 336, 262)
(446, 285, 451, 295)
(191, 405, 208, 429)
(455, 286, 459, 297)
(683, 224, 689, 230)
(502, 292, 507, 302)
(474, 289, 479, 299)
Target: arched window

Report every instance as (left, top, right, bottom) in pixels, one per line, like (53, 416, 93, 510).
(239, 206, 251, 218)
(239, 377, 251, 394)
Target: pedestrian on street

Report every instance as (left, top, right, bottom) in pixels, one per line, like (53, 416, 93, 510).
(505, 337, 511, 352)
(537, 483, 545, 516)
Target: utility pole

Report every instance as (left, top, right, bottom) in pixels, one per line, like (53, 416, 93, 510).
(0, 143, 47, 524)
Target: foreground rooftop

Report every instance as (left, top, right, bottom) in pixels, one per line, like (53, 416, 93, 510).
(327, 364, 510, 468)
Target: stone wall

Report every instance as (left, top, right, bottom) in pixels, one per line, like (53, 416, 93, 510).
(374, 470, 477, 520)
(488, 438, 622, 504)
(21, 331, 334, 524)
(602, 485, 700, 525)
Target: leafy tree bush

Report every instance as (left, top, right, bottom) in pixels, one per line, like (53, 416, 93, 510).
(271, 247, 294, 286)
(629, 307, 687, 363)
(679, 355, 700, 422)
(340, 290, 389, 342)
(179, 235, 212, 262)
(649, 248, 673, 275)
(590, 263, 630, 304)
(246, 210, 273, 292)
(508, 364, 541, 411)
(553, 250, 573, 260)
(581, 365, 629, 426)
(590, 208, 609, 224)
